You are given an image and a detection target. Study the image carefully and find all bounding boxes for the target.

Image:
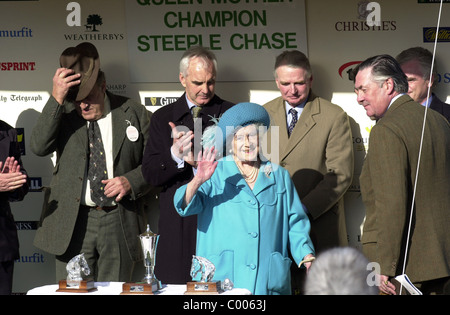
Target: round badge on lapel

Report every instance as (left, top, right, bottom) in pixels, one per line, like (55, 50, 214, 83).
(125, 120, 139, 142)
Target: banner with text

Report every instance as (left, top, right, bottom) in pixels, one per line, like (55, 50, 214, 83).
(125, 0, 307, 82)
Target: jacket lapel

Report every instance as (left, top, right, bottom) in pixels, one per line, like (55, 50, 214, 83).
(171, 93, 228, 131)
(220, 157, 276, 197)
(252, 162, 276, 197)
(109, 92, 130, 162)
(267, 93, 318, 161)
(67, 110, 89, 155)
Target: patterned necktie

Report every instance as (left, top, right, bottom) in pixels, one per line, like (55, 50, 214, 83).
(192, 106, 202, 118)
(88, 121, 112, 207)
(288, 108, 298, 137)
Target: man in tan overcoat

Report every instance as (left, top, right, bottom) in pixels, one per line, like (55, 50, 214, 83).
(264, 50, 354, 294)
(354, 55, 450, 295)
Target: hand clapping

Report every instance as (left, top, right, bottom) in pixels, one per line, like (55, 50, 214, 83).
(0, 157, 27, 192)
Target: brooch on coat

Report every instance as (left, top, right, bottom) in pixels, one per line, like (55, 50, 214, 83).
(264, 164, 272, 178)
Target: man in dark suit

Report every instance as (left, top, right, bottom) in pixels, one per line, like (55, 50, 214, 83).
(142, 46, 234, 284)
(0, 122, 29, 295)
(396, 47, 450, 122)
(354, 55, 450, 295)
(31, 42, 153, 282)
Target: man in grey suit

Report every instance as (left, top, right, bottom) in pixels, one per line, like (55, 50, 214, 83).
(31, 42, 153, 282)
(354, 55, 450, 295)
(264, 50, 354, 294)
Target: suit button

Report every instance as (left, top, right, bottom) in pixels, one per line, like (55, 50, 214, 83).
(159, 163, 166, 170)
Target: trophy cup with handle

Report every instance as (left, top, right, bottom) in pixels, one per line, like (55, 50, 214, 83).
(121, 225, 161, 295)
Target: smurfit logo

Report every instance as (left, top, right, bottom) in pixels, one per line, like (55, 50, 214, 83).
(0, 27, 33, 38)
(15, 253, 45, 264)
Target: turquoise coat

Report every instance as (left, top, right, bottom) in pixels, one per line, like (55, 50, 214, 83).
(174, 157, 314, 295)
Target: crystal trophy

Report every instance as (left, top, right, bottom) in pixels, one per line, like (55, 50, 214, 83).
(185, 256, 223, 295)
(57, 253, 96, 293)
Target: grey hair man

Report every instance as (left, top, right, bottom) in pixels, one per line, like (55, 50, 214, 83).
(354, 55, 450, 295)
(142, 46, 234, 284)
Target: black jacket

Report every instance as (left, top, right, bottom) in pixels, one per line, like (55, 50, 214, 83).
(0, 120, 29, 262)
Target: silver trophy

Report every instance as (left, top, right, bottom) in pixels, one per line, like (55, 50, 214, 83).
(140, 224, 161, 291)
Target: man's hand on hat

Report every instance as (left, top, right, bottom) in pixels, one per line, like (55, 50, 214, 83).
(52, 67, 81, 105)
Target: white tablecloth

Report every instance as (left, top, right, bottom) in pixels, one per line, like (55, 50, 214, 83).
(27, 282, 251, 295)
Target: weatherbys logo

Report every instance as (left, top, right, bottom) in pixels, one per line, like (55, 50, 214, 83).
(423, 27, 450, 42)
(65, 6, 124, 41)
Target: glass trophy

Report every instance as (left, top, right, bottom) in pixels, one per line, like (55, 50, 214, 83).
(185, 256, 223, 295)
(57, 253, 96, 293)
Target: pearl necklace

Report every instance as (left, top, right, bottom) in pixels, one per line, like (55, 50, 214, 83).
(235, 160, 260, 184)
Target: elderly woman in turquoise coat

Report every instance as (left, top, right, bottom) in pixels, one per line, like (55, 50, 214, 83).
(173, 102, 315, 295)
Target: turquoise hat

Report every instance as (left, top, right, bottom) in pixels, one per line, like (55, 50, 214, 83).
(202, 102, 271, 155)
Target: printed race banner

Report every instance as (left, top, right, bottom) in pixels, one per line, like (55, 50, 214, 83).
(125, 0, 308, 82)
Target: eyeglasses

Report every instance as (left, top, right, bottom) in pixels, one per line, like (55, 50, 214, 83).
(234, 132, 258, 142)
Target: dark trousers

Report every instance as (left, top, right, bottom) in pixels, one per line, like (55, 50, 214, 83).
(55, 206, 134, 282)
(0, 261, 14, 295)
